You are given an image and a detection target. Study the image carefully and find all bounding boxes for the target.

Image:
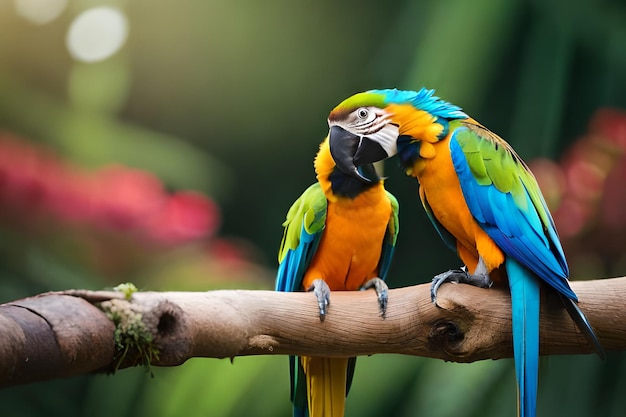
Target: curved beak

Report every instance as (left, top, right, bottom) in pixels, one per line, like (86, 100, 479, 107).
(329, 125, 391, 183)
(353, 136, 391, 166)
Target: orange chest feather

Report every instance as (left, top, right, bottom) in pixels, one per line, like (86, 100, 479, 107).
(302, 187, 391, 291)
(412, 138, 504, 273)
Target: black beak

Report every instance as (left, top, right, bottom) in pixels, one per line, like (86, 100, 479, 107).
(329, 125, 389, 184)
(353, 136, 391, 166)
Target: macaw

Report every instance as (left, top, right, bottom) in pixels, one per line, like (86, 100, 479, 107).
(327, 88, 605, 417)
(275, 123, 399, 417)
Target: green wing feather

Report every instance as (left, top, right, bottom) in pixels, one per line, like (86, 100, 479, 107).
(377, 191, 399, 280)
(454, 122, 530, 209)
(386, 191, 400, 245)
(275, 183, 327, 293)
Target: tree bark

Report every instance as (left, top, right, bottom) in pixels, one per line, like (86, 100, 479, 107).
(1, 277, 625, 388)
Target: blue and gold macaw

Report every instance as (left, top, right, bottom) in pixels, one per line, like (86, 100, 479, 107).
(275, 123, 399, 416)
(327, 88, 604, 417)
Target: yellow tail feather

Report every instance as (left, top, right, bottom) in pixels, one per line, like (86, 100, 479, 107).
(301, 356, 349, 417)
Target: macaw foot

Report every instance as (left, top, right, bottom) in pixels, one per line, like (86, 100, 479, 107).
(361, 277, 389, 318)
(430, 266, 492, 306)
(307, 279, 331, 322)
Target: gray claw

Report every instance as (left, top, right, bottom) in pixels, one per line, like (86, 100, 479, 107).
(361, 277, 389, 318)
(308, 279, 331, 322)
(431, 269, 466, 306)
(430, 266, 492, 306)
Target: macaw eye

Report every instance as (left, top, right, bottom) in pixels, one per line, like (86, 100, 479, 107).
(356, 108, 369, 120)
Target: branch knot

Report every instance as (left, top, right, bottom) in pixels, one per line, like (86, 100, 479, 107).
(428, 319, 465, 356)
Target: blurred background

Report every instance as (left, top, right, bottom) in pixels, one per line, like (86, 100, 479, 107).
(1, 0, 626, 416)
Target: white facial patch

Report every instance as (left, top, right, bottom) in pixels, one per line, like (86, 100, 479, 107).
(366, 123, 399, 157)
(329, 106, 399, 158)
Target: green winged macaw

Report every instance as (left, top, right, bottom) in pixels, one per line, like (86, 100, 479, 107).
(275, 123, 399, 417)
(327, 88, 604, 417)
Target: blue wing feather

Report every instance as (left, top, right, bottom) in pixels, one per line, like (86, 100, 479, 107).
(448, 125, 576, 300)
(275, 223, 323, 292)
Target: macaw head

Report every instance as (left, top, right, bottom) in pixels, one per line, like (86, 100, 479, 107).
(326, 94, 397, 184)
(325, 115, 396, 184)
(328, 88, 467, 170)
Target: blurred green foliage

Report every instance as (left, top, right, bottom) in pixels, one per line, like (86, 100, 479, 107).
(1, 0, 626, 416)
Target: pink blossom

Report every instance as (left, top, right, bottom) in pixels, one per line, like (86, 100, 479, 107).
(146, 191, 220, 245)
(0, 132, 220, 246)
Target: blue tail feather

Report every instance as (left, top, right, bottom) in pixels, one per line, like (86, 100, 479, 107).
(507, 258, 540, 417)
(558, 293, 606, 359)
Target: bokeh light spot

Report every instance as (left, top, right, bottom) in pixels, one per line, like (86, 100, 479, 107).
(66, 7, 128, 63)
(14, 0, 67, 25)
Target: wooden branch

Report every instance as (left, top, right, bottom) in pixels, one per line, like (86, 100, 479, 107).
(1, 277, 625, 387)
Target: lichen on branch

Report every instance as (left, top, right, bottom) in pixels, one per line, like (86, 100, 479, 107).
(99, 283, 160, 373)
